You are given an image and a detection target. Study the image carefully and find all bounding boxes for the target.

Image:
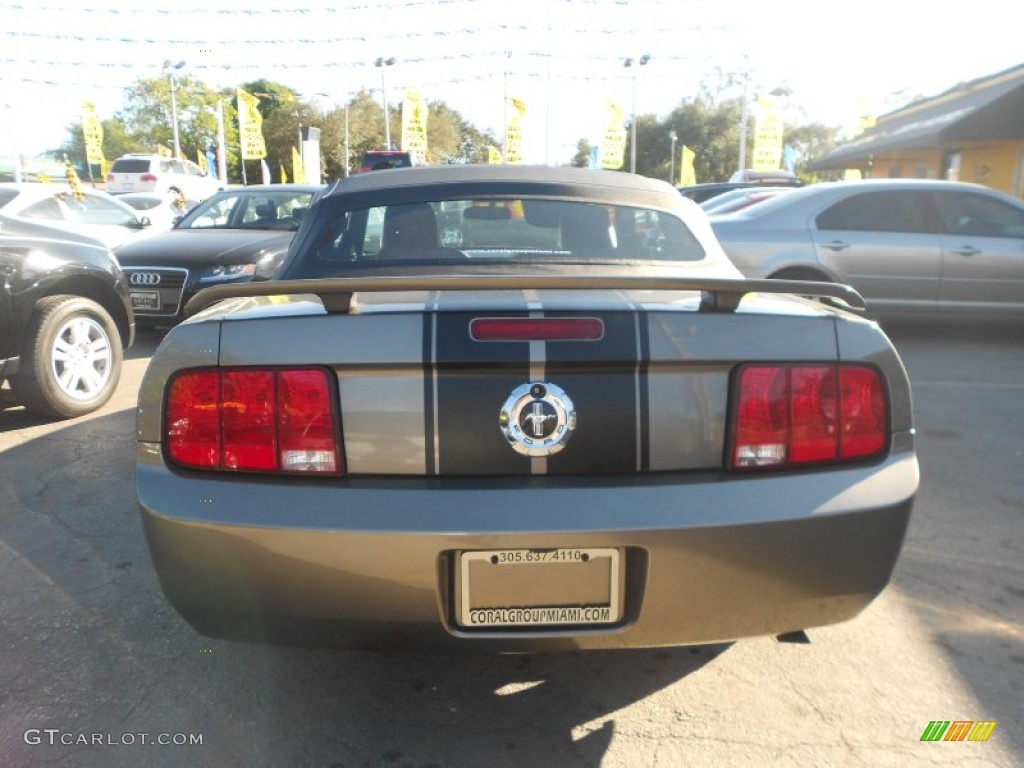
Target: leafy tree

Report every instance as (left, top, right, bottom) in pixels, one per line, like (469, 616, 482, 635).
(55, 72, 841, 187)
(240, 78, 298, 119)
(569, 138, 593, 168)
(620, 95, 839, 184)
(425, 101, 496, 164)
(344, 90, 388, 171)
(784, 122, 840, 181)
(117, 76, 231, 161)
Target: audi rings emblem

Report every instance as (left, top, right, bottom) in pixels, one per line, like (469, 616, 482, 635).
(129, 272, 161, 286)
(500, 382, 576, 457)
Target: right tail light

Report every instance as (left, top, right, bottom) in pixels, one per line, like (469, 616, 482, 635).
(730, 364, 887, 470)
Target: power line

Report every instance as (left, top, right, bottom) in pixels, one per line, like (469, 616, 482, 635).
(1, 24, 727, 47)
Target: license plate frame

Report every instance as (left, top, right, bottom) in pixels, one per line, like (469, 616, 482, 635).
(458, 548, 621, 629)
(130, 290, 160, 310)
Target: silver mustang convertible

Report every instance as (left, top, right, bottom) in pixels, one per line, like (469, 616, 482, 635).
(136, 165, 919, 651)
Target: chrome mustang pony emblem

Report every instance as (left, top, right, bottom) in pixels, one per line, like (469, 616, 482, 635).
(500, 382, 576, 457)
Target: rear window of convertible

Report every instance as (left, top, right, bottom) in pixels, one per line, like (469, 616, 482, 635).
(289, 197, 706, 277)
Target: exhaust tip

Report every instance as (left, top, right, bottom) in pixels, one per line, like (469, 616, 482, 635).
(776, 630, 811, 644)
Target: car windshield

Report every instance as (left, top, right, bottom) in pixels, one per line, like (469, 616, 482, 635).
(290, 196, 706, 278)
(176, 190, 317, 231)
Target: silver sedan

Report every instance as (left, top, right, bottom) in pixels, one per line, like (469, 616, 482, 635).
(710, 179, 1024, 314)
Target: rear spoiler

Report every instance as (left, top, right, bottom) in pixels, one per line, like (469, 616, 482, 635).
(185, 275, 865, 316)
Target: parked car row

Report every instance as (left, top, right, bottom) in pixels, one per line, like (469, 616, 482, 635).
(3, 172, 1022, 423)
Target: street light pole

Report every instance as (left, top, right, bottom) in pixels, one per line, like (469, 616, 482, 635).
(669, 130, 678, 185)
(623, 55, 650, 174)
(374, 57, 396, 149)
(737, 69, 750, 173)
(162, 60, 185, 158)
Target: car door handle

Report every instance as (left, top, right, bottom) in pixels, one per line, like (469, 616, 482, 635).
(951, 246, 980, 257)
(819, 240, 850, 251)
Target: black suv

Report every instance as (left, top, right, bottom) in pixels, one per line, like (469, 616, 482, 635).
(0, 235, 134, 418)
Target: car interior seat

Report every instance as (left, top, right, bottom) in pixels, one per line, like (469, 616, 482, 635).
(380, 203, 439, 258)
(253, 201, 278, 226)
(560, 204, 613, 252)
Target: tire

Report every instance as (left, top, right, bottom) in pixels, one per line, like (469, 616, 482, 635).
(770, 267, 829, 282)
(15, 295, 123, 419)
(769, 268, 832, 304)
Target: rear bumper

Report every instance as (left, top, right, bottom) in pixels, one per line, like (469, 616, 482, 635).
(137, 437, 918, 651)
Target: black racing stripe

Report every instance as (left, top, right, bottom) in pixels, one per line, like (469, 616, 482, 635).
(637, 311, 651, 472)
(435, 306, 532, 476)
(422, 308, 436, 476)
(544, 311, 639, 475)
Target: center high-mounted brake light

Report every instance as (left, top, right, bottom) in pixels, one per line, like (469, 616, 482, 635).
(470, 317, 605, 341)
(165, 367, 342, 475)
(729, 364, 887, 470)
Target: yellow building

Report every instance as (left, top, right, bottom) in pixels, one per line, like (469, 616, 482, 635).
(810, 64, 1024, 199)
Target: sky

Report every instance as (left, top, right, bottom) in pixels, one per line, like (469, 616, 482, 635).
(2, 0, 1022, 167)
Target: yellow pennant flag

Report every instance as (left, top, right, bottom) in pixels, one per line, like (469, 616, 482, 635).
(237, 88, 267, 160)
(280, 164, 288, 184)
(856, 98, 877, 135)
(504, 97, 527, 164)
(599, 101, 627, 170)
(64, 157, 85, 200)
(679, 145, 697, 186)
(291, 146, 306, 184)
(401, 88, 428, 155)
(157, 144, 172, 158)
(197, 149, 208, 174)
(487, 146, 503, 164)
(80, 101, 105, 168)
(751, 95, 784, 172)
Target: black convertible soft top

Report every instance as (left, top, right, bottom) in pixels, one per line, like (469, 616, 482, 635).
(325, 164, 679, 200)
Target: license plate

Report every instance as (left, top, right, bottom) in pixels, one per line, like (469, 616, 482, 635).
(458, 548, 621, 628)
(130, 290, 160, 310)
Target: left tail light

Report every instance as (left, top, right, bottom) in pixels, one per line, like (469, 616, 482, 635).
(165, 367, 343, 475)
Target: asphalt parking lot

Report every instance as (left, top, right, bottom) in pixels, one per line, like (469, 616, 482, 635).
(1, 315, 1021, 767)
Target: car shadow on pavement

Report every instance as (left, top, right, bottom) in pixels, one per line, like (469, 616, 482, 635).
(126, 326, 168, 360)
(0, 400, 56, 431)
(0, 406, 730, 768)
